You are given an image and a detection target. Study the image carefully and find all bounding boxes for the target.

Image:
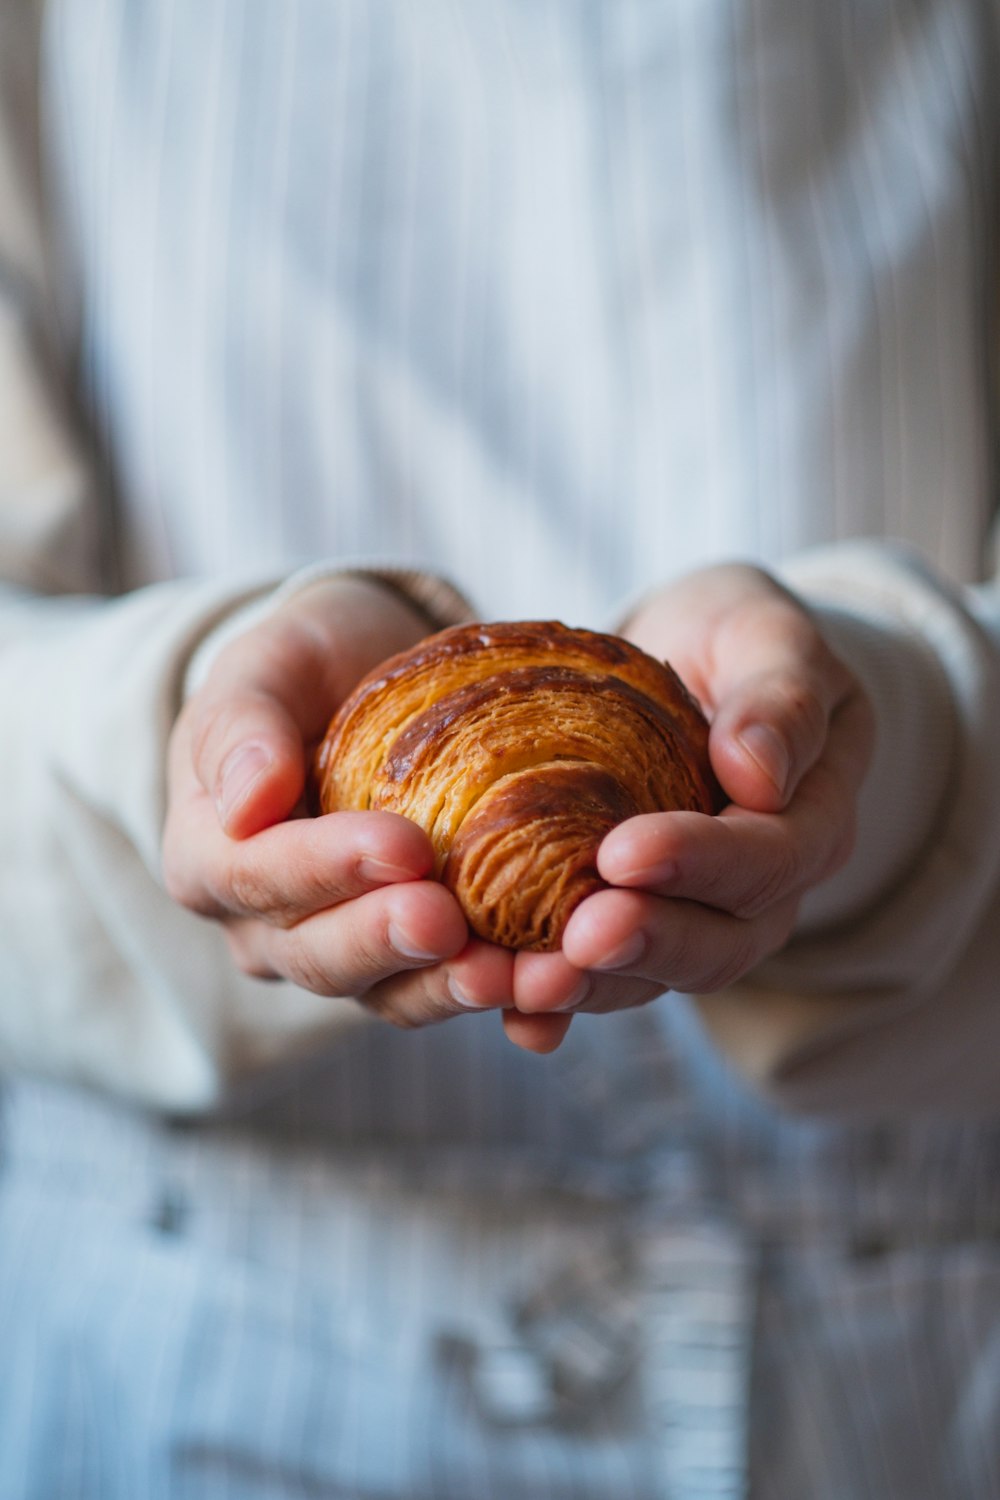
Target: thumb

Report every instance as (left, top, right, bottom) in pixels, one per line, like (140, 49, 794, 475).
(708, 655, 850, 814)
(184, 574, 431, 839)
(189, 685, 307, 838)
(706, 588, 863, 813)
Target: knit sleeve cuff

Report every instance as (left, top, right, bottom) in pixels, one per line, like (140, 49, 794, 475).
(694, 541, 1000, 1115)
(184, 560, 477, 697)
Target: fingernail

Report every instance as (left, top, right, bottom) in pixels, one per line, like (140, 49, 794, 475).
(217, 744, 273, 825)
(591, 931, 647, 973)
(556, 976, 591, 1012)
(738, 723, 790, 797)
(447, 975, 493, 1010)
(358, 857, 422, 886)
(388, 923, 444, 963)
(614, 859, 679, 889)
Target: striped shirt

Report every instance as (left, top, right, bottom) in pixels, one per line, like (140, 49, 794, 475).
(2, 1, 1000, 1496)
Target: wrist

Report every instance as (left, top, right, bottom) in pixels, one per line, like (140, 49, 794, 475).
(287, 574, 431, 699)
(184, 563, 476, 701)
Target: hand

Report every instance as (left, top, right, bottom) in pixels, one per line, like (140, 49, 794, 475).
(162, 576, 515, 1034)
(506, 564, 875, 1048)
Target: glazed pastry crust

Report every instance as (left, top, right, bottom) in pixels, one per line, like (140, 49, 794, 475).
(314, 621, 721, 950)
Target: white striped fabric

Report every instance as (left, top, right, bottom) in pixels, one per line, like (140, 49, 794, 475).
(1, 0, 999, 1496)
(43, 0, 997, 609)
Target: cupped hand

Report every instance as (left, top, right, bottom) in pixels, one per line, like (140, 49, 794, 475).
(162, 576, 516, 1031)
(507, 563, 875, 1046)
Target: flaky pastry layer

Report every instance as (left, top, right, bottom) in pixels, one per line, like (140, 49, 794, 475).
(314, 621, 720, 950)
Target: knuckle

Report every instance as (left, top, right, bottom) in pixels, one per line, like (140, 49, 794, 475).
(586, 977, 659, 1016)
(362, 982, 437, 1030)
(224, 926, 279, 981)
(279, 918, 394, 998)
(731, 840, 802, 919)
(379, 1007, 425, 1031)
(225, 855, 282, 922)
(656, 917, 701, 989)
(688, 853, 745, 911)
(161, 844, 218, 918)
(279, 927, 341, 996)
(699, 925, 762, 991)
(781, 680, 828, 751)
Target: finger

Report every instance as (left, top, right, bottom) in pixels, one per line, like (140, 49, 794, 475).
(514, 963, 663, 1018)
(572, 975, 666, 1015)
(180, 597, 360, 840)
(231, 927, 514, 1031)
(511, 948, 662, 1021)
(513, 949, 592, 1013)
(502, 1012, 574, 1053)
(598, 803, 822, 922)
(624, 569, 865, 812)
(164, 803, 434, 924)
(562, 887, 800, 994)
(362, 939, 515, 1026)
(185, 576, 430, 839)
(225, 879, 468, 994)
(599, 692, 874, 918)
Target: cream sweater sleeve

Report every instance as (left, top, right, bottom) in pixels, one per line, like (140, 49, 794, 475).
(0, 9, 475, 1111)
(0, 250, 385, 1109)
(696, 542, 1000, 1117)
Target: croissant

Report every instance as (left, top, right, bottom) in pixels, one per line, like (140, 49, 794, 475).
(313, 621, 721, 951)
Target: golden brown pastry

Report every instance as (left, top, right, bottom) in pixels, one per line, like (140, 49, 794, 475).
(313, 621, 721, 951)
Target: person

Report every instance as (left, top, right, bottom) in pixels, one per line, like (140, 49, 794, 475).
(1, 0, 999, 1495)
